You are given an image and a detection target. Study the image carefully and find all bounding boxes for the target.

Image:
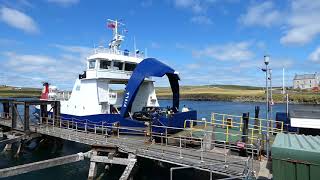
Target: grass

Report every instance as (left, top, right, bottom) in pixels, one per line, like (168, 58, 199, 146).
(0, 86, 41, 98)
(1, 84, 320, 104)
(156, 85, 320, 104)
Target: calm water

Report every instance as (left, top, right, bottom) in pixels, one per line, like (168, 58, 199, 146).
(0, 100, 318, 179)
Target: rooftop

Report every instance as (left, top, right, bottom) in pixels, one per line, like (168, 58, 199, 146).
(294, 73, 318, 80)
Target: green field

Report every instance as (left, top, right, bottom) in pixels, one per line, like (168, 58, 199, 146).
(0, 86, 41, 98)
(156, 85, 320, 104)
(1, 84, 320, 104)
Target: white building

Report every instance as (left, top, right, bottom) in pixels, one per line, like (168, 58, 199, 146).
(293, 73, 319, 89)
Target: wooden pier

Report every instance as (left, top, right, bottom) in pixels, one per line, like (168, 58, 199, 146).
(0, 99, 262, 180)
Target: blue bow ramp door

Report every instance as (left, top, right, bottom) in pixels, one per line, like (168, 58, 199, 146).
(120, 58, 180, 117)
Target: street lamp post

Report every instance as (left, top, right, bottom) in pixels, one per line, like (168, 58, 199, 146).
(269, 69, 272, 123)
(262, 55, 270, 160)
(263, 55, 270, 122)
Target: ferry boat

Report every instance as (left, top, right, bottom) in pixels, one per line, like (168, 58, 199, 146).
(35, 19, 197, 133)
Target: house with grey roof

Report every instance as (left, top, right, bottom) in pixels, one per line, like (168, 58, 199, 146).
(293, 73, 319, 89)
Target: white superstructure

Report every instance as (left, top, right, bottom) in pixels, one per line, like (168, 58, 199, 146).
(44, 19, 159, 116)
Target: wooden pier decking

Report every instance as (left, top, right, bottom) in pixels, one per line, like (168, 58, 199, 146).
(0, 99, 261, 179)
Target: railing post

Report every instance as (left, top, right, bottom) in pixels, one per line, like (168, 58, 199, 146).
(101, 122, 103, 135)
(161, 133, 163, 146)
(222, 114, 225, 128)
(165, 127, 168, 146)
(94, 124, 96, 134)
(266, 133, 270, 160)
(211, 113, 215, 124)
(226, 125, 229, 143)
(224, 142, 227, 165)
(117, 126, 120, 138)
(179, 135, 182, 159)
(200, 138, 204, 163)
(259, 119, 262, 134)
(85, 122, 87, 133)
(240, 117, 243, 132)
(251, 128, 254, 144)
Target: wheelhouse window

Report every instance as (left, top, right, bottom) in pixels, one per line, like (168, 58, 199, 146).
(100, 60, 111, 69)
(88, 60, 96, 69)
(112, 61, 123, 70)
(124, 62, 137, 71)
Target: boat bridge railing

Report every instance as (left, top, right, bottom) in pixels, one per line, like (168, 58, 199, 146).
(93, 47, 145, 59)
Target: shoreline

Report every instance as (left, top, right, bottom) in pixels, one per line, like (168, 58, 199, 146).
(158, 96, 320, 105)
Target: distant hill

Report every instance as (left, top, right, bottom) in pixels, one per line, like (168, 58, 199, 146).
(155, 84, 320, 104)
(0, 85, 41, 98)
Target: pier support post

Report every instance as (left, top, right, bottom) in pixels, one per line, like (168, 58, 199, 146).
(254, 106, 260, 134)
(88, 150, 98, 180)
(40, 104, 48, 124)
(2, 102, 10, 119)
(241, 112, 249, 144)
(3, 143, 12, 151)
(52, 101, 61, 124)
(24, 104, 30, 133)
(15, 142, 23, 158)
(11, 104, 17, 130)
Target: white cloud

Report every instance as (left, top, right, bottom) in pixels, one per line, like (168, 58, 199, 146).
(53, 44, 91, 54)
(309, 46, 320, 62)
(280, 0, 320, 45)
(239, 0, 320, 45)
(173, 0, 213, 13)
(192, 41, 254, 61)
(1, 44, 91, 89)
(3, 52, 56, 73)
(190, 15, 213, 25)
(239, 1, 283, 27)
(141, 0, 153, 8)
(150, 42, 160, 49)
(0, 7, 39, 33)
(47, 0, 79, 6)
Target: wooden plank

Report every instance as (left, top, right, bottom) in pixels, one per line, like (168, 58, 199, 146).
(90, 156, 132, 165)
(0, 152, 87, 178)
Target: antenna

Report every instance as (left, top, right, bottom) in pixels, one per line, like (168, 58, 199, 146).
(133, 36, 137, 57)
(282, 67, 285, 94)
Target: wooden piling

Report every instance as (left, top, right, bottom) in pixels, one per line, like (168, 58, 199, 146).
(11, 104, 17, 130)
(24, 104, 30, 133)
(241, 112, 249, 143)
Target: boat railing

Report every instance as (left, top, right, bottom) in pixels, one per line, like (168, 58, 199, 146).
(50, 91, 71, 101)
(93, 47, 144, 59)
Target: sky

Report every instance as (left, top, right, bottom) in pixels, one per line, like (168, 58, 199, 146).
(1, 0, 320, 90)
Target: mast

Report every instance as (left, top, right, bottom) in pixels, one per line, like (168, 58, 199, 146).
(107, 19, 125, 51)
